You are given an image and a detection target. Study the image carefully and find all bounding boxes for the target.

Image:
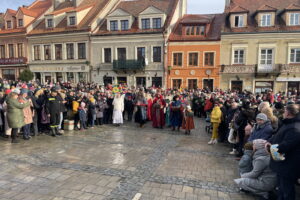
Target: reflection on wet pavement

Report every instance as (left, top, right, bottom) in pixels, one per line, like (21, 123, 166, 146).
(0, 118, 298, 200)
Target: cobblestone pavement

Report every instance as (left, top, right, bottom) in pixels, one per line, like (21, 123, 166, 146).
(0, 118, 299, 200)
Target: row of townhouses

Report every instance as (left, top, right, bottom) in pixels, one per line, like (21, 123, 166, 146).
(1, 0, 300, 94)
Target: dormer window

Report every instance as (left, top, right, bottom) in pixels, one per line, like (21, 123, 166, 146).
(121, 20, 129, 31)
(6, 21, 12, 29)
(290, 13, 300, 26)
(47, 19, 53, 28)
(18, 19, 23, 27)
(141, 18, 150, 29)
(234, 15, 244, 27)
(69, 16, 76, 26)
(186, 26, 205, 36)
(110, 20, 118, 31)
(261, 14, 271, 27)
(153, 18, 161, 29)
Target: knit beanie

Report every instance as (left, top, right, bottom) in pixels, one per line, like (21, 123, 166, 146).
(244, 142, 253, 150)
(256, 113, 268, 121)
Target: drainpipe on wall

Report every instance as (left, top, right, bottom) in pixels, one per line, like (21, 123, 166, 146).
(163, 31, 168, 89)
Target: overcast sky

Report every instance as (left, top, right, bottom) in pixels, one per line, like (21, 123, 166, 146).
(0, 0, 225, 14)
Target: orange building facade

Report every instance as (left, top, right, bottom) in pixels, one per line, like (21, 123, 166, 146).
(167, 14, 224, 90)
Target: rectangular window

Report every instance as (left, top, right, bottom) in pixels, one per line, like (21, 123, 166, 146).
(18, 19, 23, 27)
(260, 49, 273, 65)
(66, 43, 74, 59)
(137, 47, 145, 61)
(104, 48, 111, 63)
(117, 48, 126, 60)
(110, 20, 118, 31)
(69, 16, 76, 26)
(234, 15, 244, 27)
(173, 53, 183, 66)
(47, 19, 53, 28)
(233, 49, 245, 64)
(290, 13, 300, 26)
(55, 44, 62, 60)
(196, 26, 205, 35)
(261, 14, 271, 27)
(153, 46, 161, 62)
(205, 52, 215, 66)
(44, 45, 51, 60)
(290, 48, 300, 63)
(172, 79, 182, 89)
(141, 18, 150, 29)
(17, 43, 23, 57)
(186, 26, 191, 35)
(8, 44, 14, 58)
(0, 45, 5, 58)
(34, 45, 41, 60)
(78, 43, 86, 59)
(121, 20, 129, 31)
(188, 79, 198, 90)
(189, 53, 198, 66)
(6, 21, 12, 29)
(152, 18, 161, 29)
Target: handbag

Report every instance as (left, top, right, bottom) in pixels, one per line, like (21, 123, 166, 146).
(228, 128, 237, 144)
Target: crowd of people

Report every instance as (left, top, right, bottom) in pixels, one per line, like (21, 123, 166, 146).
(0, 79, 299, 200)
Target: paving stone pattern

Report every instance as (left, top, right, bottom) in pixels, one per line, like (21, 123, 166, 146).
(0, 118, 298, 200)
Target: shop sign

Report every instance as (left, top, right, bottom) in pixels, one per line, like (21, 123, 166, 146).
(276, 77, 300, 82)
(0, 57, 27, 65)
(30, 65, 89, 72)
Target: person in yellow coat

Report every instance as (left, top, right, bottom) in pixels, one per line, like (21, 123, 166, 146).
(208, 102, 222, 145)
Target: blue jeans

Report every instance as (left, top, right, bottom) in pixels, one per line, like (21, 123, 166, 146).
(23, 124, 31, 138)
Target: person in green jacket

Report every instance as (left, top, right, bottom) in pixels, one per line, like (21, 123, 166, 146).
(6, 91, 30, 143)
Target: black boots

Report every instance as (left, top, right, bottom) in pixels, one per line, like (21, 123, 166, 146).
(55, 127, 62, 136)
(50, 128, 56, 137)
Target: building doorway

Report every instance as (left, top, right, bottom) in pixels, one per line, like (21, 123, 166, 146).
(152, 77, 162, 88)
(203, 79, 214, 91)
(103, 76, 113, 86)
(136, 77, 146, 87)
(2, 69, 15, 80)
(117, 77, 127, 85)
(255, 81, 273, 94)
(288, 82, 300, 95)
(188, 79, 197, 90)
(172, 79, 182, 89)
(231, 81, 243, 93)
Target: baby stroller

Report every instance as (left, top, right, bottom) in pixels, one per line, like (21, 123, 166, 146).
(205, 112, 212, 134)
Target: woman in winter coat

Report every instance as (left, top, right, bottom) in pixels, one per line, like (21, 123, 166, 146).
(235, 139, 277, 200)
(248, 113, 273, 142)
(19, 88, 33, 140)
(88, 97, 96, 128)
(208, 102, 222, 145)
(6, 91, 30, 143)
(182, 105, 195, 135)
(134, 92, 148, 128)
(95, 96, 107, 126)
(170, 95, 182, 131)
(267, 104, 300, 200)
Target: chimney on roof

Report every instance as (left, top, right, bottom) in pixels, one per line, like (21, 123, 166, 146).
(73, 0, 84, 7)
(225, 0, 231, 7)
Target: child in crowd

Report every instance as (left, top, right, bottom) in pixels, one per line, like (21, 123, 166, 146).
(79, 102, 87, 131)
(238, 142, 253, 175)
(182, 105, 195, 135)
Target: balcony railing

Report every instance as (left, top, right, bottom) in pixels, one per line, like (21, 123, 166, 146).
(257, 64, 281, 73)
(221, 65, 256, 74)
(280, 64, 300, 73)
(113, 59, 145, 71)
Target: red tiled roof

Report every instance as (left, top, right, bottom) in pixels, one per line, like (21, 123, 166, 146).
(257, 4, 277, 12)
(95, 0, 179, 36)
(285, 4, 300, 10)
(6, 9, 17, 16)
(169, 14, 225, 42)
(28, 0, 110, 35)
(229, 5, 248, 13)
(224, 0, 300, 33)
(19, 7, 39, 18)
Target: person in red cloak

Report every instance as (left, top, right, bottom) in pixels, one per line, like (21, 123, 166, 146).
(152, 94, 166, 128)
(147, 94, 153, 121)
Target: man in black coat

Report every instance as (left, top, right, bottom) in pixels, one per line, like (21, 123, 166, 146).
(267, 104, 300, 200)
